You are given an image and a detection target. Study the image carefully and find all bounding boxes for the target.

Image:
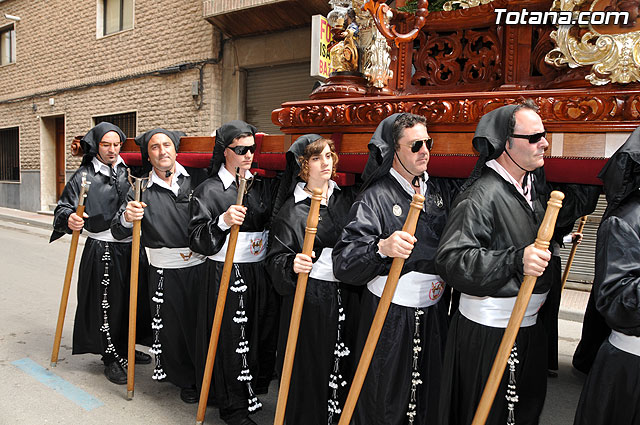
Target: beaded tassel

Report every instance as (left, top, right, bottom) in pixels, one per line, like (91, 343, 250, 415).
(99, 243, 127, 369)
(506, 343, 519, 425)
(328, 287, 350, 424)
(230, 265, 262, 413)
(406, 309, 424, 425)
(150, 269, 166, 381)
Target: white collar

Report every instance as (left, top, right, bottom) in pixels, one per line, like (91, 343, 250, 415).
(92, 156, 124, 178)
(293, 180, 339, 205)
(389, 167, 429, 198)
(147, 162, 189, 196)
(486, 159, 533, 208)
(218, 165, 253, 189)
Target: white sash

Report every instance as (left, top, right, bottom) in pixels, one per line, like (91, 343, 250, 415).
(148, 247, 205, 269)
(367, 271, 445, 308)
(458, 292, 548, 328)
(86, 229, 131, 243)
(207, 230, 268, 263)
(309, 248, 338, 282)
(609, 330, 640, 357)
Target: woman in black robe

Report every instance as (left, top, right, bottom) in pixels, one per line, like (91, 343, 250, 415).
(266, 135, 358, 425)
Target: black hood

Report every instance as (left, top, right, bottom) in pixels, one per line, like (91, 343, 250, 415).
(360, 113, 402, 192)
(209, 120, 257, 176)
(272, 133, 323, 219)
(134, 128, 185, 169)
(463, 104, 518, 190)
(80, 122, 126, 166)
(599, 125, 640, 218)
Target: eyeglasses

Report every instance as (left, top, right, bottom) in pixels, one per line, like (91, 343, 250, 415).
(226, 144, 257, 155)
(511, 131, 547, 144)
(401, 138, 433, 153)
(99, 142, 122, 148)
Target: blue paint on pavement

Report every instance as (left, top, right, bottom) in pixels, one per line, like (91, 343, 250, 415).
(11, 358, 103, 411)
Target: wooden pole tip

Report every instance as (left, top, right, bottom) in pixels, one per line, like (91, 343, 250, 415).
(127, 390, 134, 400)
(550, 190, 565, 201)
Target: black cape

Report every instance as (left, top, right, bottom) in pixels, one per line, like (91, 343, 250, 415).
(266, 184, 359, 425)
(333, 174, 459, 425)
(188, 170, 279, 416)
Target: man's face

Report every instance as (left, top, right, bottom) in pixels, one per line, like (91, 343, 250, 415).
(147, 133, 176, 173)
(507, 108, 549, 171)
(97, 131, 122, 166)
(224, 135, 255, 173)
(393, 123, 430, 176)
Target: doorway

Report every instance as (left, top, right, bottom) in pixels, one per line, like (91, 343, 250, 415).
(39, 114, 65, 211)
(55, 117, 65, 200)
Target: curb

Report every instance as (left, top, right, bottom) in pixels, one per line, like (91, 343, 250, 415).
(0, 213, 52, 231)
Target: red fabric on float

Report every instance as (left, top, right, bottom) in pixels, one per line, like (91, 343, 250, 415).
(120, 152, 605, 186)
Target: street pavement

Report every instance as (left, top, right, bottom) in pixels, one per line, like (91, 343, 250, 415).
(0, 207, 590, 424)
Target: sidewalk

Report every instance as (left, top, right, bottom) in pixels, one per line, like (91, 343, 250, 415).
(0, 206, 54, 230)
(0, 205, 589, 322)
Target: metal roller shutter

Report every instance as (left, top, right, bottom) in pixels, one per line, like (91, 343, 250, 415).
(246, 63, 318, 135)
(559, 194, 607, 285)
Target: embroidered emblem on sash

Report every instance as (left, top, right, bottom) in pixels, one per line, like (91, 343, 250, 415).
(429, 280, 444, 301)
(392, 204, 402, 216)
(180, 251, 193, 261)
(249, 238, 265, 256)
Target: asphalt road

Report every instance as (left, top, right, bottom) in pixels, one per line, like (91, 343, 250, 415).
(0, 219, 588, 424)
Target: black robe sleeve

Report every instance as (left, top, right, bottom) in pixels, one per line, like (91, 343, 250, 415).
(188, 184, 230, 256)
(265, 203, 301, 296)
(332, 197, 392, 286)
(51, 170, 83, 241)
(593, 202, 640, 336)
(435, 194, 525, 296)
(110, 188, 135, 241)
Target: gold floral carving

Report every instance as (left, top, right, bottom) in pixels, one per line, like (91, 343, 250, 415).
(443, 0, 494, 11)
(545, 0, 640, 85)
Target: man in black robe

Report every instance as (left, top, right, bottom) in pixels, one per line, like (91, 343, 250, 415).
(435, 101, 595, 425)
(51, 122, 151, 385)
(189, 120, 278, 425)
(574, 127, 640, 425)
(333, 113, 460, 425)
(111, 128, 207, 403)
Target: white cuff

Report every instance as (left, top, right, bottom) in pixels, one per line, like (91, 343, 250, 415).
(120, 212, 134, 228)
(217, 214, 231, 231)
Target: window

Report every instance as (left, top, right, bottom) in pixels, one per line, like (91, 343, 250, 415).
(0, 127, 20, 181)
(94, 112, 136, 138)
(0, 25, 16, 66)
(103, 0, 134, 36)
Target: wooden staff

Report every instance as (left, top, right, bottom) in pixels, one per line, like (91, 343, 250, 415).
(127, 172, 150, 399)
(471, 190, 564, 425)
(51, 173, 91, 367)
(338, 193, 425, 425)
(560, 215, 587, 292)
(274, 188, 323, 425)
(196, 170, 248, 425)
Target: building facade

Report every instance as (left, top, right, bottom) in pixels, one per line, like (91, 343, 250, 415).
(0, 0, 324, 211)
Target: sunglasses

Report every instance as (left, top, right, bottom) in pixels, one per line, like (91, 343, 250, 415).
(511, 131, 547, 144)
(226, 144, 257, 155)
(403, 138, 433, 153)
